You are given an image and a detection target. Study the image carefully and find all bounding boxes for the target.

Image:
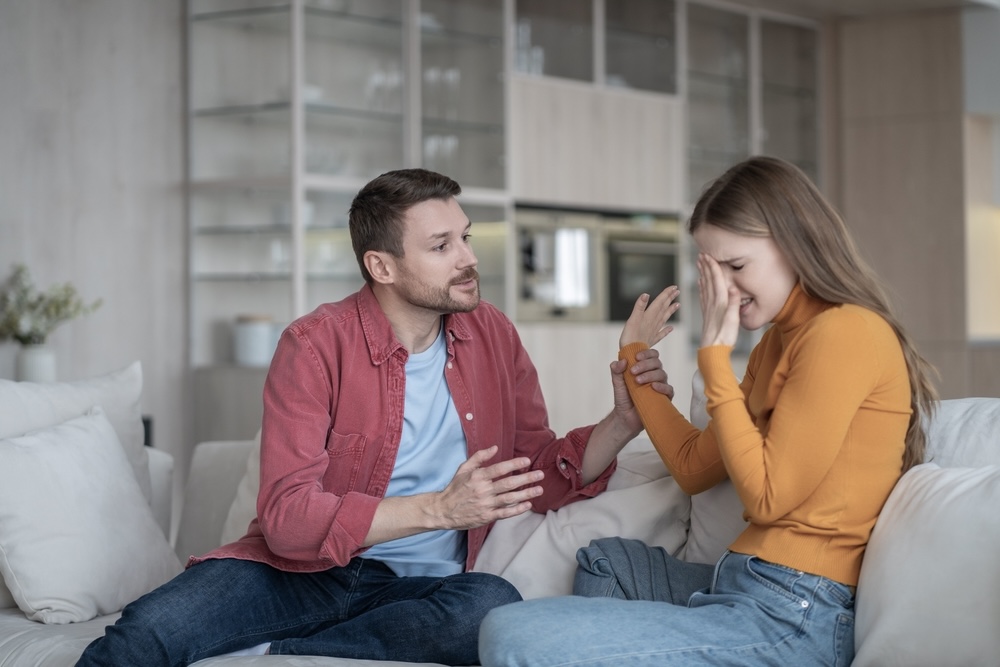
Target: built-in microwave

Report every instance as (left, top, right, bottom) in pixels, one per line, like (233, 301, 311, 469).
(605, 222, 680, 322)
(516, 208, 606, 322)
(515, 207, 679, 322)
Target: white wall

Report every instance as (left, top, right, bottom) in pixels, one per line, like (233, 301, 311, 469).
(0, 3, 188, 476)
(518, 322, 697, 437)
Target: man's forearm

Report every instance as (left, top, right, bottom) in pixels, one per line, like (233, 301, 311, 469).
(579, 411, 642, 485)
(363, 493, 441, 548)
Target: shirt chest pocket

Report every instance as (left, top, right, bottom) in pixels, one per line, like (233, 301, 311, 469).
(322, 431, 369, 495)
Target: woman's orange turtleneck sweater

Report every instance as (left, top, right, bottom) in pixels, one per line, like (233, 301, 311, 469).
(619, 284, 911, 586)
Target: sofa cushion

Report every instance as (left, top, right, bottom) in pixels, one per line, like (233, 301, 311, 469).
(0, 408, 182, 624)
(0, 361, 150, 501)
(474, 444, 692, 599)
(924, 397, 1000, 468)
(853, 462, 1000, 666)
(679, 370, 746, 565)
(220, 430, 262, 546)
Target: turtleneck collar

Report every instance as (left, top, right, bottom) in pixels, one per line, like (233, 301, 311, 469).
(772, 282, 832, 335)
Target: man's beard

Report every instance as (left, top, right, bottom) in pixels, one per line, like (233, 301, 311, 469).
(398, 268, 481, 314)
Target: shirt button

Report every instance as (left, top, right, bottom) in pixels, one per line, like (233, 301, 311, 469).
(447, 362, 453, 369)
(559, 461, 567, 471)
(465, 413, 473, 421)
(800, 600, 809, 608)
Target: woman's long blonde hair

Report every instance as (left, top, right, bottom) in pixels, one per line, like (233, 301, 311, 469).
(689, 156, 937, 472)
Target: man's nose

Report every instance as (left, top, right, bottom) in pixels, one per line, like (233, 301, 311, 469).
(459, 241, 478, 268)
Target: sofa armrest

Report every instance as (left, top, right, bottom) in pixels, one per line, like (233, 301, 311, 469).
(175, 439, 254, 564)
(147, 447, 174, 540)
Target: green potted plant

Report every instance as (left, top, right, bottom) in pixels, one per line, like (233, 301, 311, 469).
(0, 263, 102, 382)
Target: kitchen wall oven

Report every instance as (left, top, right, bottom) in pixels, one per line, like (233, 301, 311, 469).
(516, 206, 679, 322)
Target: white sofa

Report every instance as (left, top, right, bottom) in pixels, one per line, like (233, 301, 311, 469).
(1, 363, 998, 667)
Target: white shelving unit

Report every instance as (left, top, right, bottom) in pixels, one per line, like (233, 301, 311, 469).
(186, 0, 509, 369)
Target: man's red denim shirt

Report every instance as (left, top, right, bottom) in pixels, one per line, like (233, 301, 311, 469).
(191, 285, 615, 573)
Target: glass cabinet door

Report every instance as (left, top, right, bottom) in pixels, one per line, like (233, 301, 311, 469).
(189, 185, 296, 366)
(304, 1, 405, 179)
(420, 0, 505, 189)
(303, 188, 364, 312)
(605, 0, 677, 94)
(189, 4, 293, 181)
(514, 0, 593, 81)
(761, 19, 818, 183)
(686, 4, 749, 200)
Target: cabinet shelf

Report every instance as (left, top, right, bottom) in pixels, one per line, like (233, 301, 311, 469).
(421, 116, 504, 135)
(421, 25, 501, 48)
(193, 101, 405, 126)
(194, 222, 349, 234)
(193, 272, 292, 282)
(688, 69, 749, 88)
(194, 224, 294, 235)
(192, 4, 404, 47)
(190, 5, 288, 26)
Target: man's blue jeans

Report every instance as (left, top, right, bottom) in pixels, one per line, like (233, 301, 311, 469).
(76, 556, 521, 667)
(479, 537, 856, 667)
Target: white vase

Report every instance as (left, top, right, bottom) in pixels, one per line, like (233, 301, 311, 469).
(16, 344, 57, 383)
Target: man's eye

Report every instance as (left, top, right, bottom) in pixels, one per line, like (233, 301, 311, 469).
(730, 264, 744, 272)
(463, 234, 472, 243)
(433, 243, 447, 252)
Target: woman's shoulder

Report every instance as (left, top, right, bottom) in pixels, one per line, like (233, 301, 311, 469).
(812, 302, 892, 332)
(799, 303, 901, 358)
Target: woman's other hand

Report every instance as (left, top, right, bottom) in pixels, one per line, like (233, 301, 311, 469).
(697, 254, 740, 348)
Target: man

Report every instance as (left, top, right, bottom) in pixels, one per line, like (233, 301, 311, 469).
(77, 168, 670, 666)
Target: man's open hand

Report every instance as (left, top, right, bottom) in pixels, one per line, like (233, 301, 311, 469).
(430, 446, 543, 530)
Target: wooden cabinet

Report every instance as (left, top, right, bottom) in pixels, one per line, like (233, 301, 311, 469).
(510, 76, 684, 212)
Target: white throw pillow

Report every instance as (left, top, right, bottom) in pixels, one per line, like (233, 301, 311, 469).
(0, 361, 150, 610)
(475, 451, 692, 599)
(853, 463, 1000, 666)
(220, 430, 262, 546)
(0, 408, 182, 624)
(924, 397, 1000, 468)
(680, 369, 747, 564)
(0, 361, 150, 502)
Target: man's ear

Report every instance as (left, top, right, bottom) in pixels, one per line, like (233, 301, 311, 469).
(364, 250, 395, 285)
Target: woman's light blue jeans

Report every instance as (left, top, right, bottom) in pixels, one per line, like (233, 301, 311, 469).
(479, 537, 856, 667)
(75, 556, 520, 667)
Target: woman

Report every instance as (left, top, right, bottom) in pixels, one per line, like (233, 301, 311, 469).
(478, 156, 937, 667)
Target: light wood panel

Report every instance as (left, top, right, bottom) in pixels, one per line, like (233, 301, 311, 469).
(839, 11, 963, 120)
(969, 344, 1000, 396)
(840, 117, 966, 343)
(836, 9, 982, 397)
(517, 321, 696, 438)
(0, 2, 188, 489)
(511, 76, 684, 212)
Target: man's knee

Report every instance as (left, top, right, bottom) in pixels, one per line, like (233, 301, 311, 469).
(455, 572, 522, 612)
